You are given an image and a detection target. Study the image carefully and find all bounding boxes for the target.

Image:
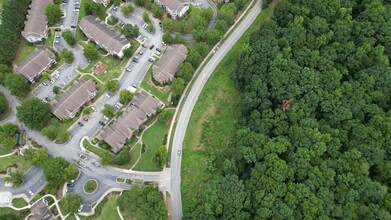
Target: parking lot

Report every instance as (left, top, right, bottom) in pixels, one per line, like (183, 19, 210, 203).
(33, 64, 79, 101)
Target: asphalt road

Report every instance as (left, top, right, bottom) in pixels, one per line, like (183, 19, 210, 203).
(169, 0, 263, 218)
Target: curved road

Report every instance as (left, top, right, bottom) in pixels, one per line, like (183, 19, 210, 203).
(169, 0, 263, 219)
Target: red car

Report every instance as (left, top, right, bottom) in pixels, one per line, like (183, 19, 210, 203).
(83, 117, 89, 121)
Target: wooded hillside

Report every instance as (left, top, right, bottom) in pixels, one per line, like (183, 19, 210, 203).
(187, 0, 391, 219)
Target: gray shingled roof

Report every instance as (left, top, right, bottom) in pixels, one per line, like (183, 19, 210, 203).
(161, 0, 188, 13)
(152, 44, 188, 84)
(99, 92, 162, 152)
(79, 15, 130, 55)
(22, 0, 52, 39)
(29, 199, 55, 220)
(15, 47, 55, 81)
(51, 79, 97, 120)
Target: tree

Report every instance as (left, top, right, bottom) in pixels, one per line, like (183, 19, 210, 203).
(4, 172, 23, 187)
(101, 104, 114, 117)
(59, 193, 82, 214)
(174, 33, 185, 44)
(123, 47, 134, 58)
(172, 78, 186, 94)
(152, 147, 168, 166)
(118, 186, 167, 219)
(158, 111, 173, 123)
(112, 0, 121, 4)
(177, 62, 195, 82)
(0, 123, 19, 150)
(24, 149, 48, 166)
(187, 50, 202, 67)
(62, 30, 76, 46)
(142, 12, 150, 23)
(134, 0, 145, 7)
(107, 15, 119, 25)
(52, 86, 60, 94)
(60, 48, 74, 64)
(119, 90, 133, 103)
(105, 80, 118, 93)
(117, 146, 130, 165)
(82, 107, 91, 115)
(42, 125, 58, 141)
(151, 4, 164, 18)
(45, 4, 62, 25)
(206, 29, 222, 44)
(4, 74, 30, 98)
(122, 24, 139, 39)
(162, 32, 173, 44)
(0, 95, 8, 114)
(162, 19, 173, 32)
(83, 43, 99, 60)
(121, 4, 134, 16)
(43, 157, 78, 187)
(17, 98, 51, 130)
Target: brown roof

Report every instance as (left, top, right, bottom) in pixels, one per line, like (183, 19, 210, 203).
(79, 15, 130, 55)
(22, 0, 52, 39)
(153, 44, 188, 83)
(99, 92, 162, 151)
(15, 47, 55, 81)
(99, 106, 147, 152)
(131, 91, 163, 116)
(161, 0, 188, 12)
(29, 199, 55, 220)
(51, 79, 97, 120)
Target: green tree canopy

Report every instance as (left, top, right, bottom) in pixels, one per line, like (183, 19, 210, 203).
(62, 30, 76, 46)
(45, 4, 62, 25)
(59, 193, 82, 214)
(42, 157, 78, 187)
(105, 80, 118, 93)
(17, 98, 51, 130)
(119, 90, 133, 103)
(83, 43, 99, 60)
(101, 104, 115, 117)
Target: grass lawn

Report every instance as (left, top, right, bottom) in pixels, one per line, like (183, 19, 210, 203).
(0, 93, 12, 124)
(133, 116, 171, 171)
(0, 207, 27, 220)
(44, 29, 55, 47)
(0, 155, 33, 174)
(15, 40, 35, 64)
(140, 67, 171, 105)
(129, 143, 141, 168)
(172, 6, 204, 34)
(0, 0, 7, 14)
(79, 193, 120, 220)
(94, 56, 126, 82)
(12, 198, 27, 208)
(181, 5, 277, 213)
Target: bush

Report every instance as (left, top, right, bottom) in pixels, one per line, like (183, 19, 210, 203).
(121, 4, 134, 16)
(107, 16, 119, 25)
(62, 30, 76, 46)
(84, 180, 97, 193)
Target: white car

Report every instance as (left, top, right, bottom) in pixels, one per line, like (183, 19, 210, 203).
(55, 40, 60, 44)
(91, 106, 97, 112)
(177, 150, 182, 156)
(28, 189, 35, 196)
(126, 68, 132, 72)
(105, 93, 111, 98)
(78, 204, 83, 212)
(103, 115, 110, 121)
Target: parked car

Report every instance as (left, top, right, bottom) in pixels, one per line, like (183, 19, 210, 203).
(103, 115, 110, 121)
(138, 51, 143, 55)
(156, 48, 161, 53)
(67, 183, 74, 187)
(91, 106, 97, 112)
(159, 21, 162, 27)
(71, 25, 76, 28)
(42, 98, 48, 103)
(119, 100, 124, 105)
(105, 93, 111, 98)
(83, 117, 89, 121)
(78, 204, 84, 212)
(55, 28, 61, 31)
(66, 187, 73, 192)
(55, 40, 60, 44)
(99, 121, 105, 126)
(28, 189, 35, 196)
(126, 68, 132, 72)
(177, 149, 182, 156)
(78, 122, 83, 126)
(45, 97, 50, 102)
(132, 58, 139, 63)
(149, 44, 155, 50)
(148, 57, 155, 62)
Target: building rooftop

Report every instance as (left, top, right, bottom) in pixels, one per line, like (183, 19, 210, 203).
(79, 15, 130, 55)
(22, 0, 52, 39)
(15, 47, 55, 81)
(153, 44, 188, 83)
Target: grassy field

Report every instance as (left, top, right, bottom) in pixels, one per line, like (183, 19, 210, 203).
(12, 198, 27, 208)
(181, 5, 276, 213)
(94, 56, 126, 82)
(79, 194, 121, 220)
(15, 40, 35, 64)
(44, 29, 55, 47)
(0, 155, 33, 174)
(140, 67, 171, 105)
(0, 207, 27, 220)
(133, 119, 170, 171)
(129, 143, 141, 168)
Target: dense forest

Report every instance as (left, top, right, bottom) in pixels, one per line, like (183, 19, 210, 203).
(187, 0, 391, 219)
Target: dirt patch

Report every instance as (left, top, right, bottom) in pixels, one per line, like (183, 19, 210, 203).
(165, 192, 172, 220)
(93, 61, 107, 74)
(146, 80, 170, 92)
